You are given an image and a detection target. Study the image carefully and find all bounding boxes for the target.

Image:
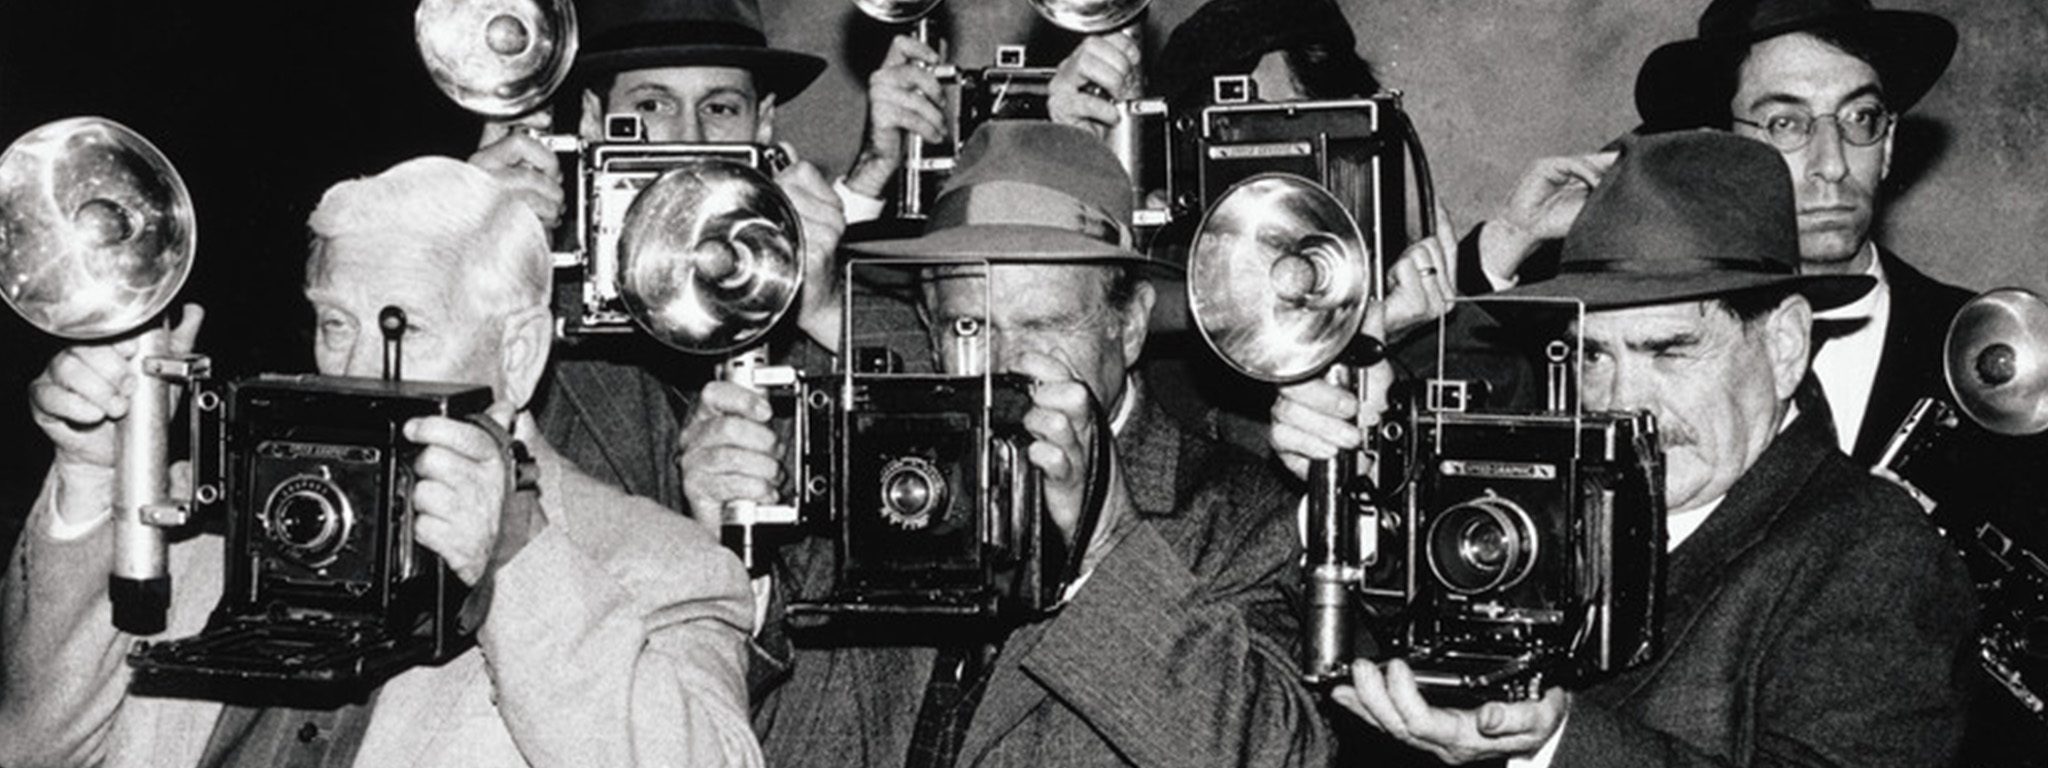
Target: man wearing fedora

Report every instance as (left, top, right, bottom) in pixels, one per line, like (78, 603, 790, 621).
(1470, 0, 1976, 475)
(681, 121, 1330, 767)
(469, 0, 849, 511)
(1273, 131, 1974, 766)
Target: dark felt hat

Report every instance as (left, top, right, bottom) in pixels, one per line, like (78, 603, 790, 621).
(850, 121, 1176, 279)
(1634, 0, 1956, 132)
(1501, 131, 1872, 311)
(574, 0, 826, 102)
(1152, 0, 1363, 104)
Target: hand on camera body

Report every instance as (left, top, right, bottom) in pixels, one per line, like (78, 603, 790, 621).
(1331, 658, 1570, 764)
(843, 33, 946, 201)
(1008, 351, 1128, 560)
(29, 304, 204, 527)
(471, 112, 566, 229)
(678, 380, 785, 530)
(1048, 31, 1142, 141)
(403, 404, 521, 586)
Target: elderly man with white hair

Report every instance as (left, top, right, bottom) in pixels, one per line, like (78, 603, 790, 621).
(0, 157, 761, 767)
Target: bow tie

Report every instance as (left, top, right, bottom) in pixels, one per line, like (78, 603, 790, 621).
(1813, 315, 1872, 345)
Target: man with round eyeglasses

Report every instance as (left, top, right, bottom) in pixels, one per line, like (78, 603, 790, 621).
(1470, 0, 1973, 469)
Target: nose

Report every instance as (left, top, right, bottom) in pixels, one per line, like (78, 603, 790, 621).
(1801, 117, 1850, 184)
(340, 340, 383, 379)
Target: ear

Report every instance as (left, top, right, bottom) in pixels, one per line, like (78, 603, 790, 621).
(1117, 279, 1156, 370)
(755, 93, 778, 145)
(498, 304, 555, 411)
(1762, 293, 1814, 402)
(577, 88, 605, 143)
(1879, 120, 1895, 182)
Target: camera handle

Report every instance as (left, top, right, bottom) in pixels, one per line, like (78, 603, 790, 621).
(111, 326, 212, 635)
(718, 345, 801, 571)
(1303, 337, 1391, 684)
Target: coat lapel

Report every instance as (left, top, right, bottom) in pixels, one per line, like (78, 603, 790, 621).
(1850, 249, 1971, 463)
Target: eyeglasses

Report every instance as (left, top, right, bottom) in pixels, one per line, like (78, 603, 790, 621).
(1732, 104, 1894, 152)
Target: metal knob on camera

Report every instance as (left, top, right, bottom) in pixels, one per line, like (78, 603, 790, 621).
(0, 116, 203, 634)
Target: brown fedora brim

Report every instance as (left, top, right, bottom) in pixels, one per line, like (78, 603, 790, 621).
(1634, 10, 1956, 131)
(1499, 270, 1874, 312)
(574, 46, 826, 102)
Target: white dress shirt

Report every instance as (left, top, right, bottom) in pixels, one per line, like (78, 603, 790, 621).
(1808, 245, 1890, 452)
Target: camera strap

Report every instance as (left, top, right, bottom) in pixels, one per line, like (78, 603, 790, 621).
(457, 415, 544, 635)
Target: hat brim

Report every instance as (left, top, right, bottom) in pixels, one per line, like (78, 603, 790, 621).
(1497, 271, 1874, 313)
(575, 46, 826, 102)
(848, 223, 1177, 276)
(1634, 10, 1957, 131)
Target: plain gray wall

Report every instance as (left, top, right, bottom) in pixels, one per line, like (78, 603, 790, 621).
(766, 0, 2048, 296)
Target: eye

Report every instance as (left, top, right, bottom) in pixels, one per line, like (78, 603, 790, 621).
(315, 312, 356, 348)
(1762, 113, 1806, 135)
(702, 97, 747, 119)
(632, 96, 678, 115)
(1841, 104, 1884, 127)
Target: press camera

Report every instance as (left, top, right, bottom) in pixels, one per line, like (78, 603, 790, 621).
(540, 116, 793, 337)
(1306, 302, 1667, 705)
(721, 260, 1103, 638)
(126, 372, 525, 703)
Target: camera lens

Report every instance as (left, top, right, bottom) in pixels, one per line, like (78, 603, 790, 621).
(1427, 493, 1537, 594)
(263, 474, 353, 568)
(879, 456, 948, 530)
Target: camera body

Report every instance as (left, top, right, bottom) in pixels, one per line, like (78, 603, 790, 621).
(718, 260, 1098, 639)
(127, 374, 493, 702)
(546, 114, 789, 336)
(899, 46, 1170, 230)
(738, 363, 1066, 637)
(1367, 393, 1665, 704)
(1165, 82, 1411, 266)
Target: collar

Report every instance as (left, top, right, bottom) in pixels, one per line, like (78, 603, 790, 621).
(1815, 242, 1888, 320)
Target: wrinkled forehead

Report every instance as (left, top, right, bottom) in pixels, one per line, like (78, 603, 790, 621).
(304, 237, 458, 309)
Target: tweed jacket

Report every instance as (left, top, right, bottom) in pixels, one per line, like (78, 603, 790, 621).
(1548, 391, 1975, 767)
(535, 354, 696, 512)
(0, 429, 761, 768)
(747, 392, 1332, 768)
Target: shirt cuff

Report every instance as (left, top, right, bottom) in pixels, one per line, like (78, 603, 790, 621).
(751, 574, 773, 638)
(47, 469, 113, 542)
(833, 177, 886, 225)
(1507, 711, 1567, 768)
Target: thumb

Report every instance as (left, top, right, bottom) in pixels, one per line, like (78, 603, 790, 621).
(168, 303, 206, 355)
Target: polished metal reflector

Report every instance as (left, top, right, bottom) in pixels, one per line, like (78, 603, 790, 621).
(852, 0, 945, 23)
(0, 117, 195, 339)
(1946, 287, 2048, 436)
(1186, 174, 1372, 382)
(1028, 0, 1148, 33)
(416, 0, 577, 118)
(617, 161, 803, 355)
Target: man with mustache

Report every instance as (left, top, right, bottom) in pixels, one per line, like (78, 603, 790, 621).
(1271, 130, 1974, 766)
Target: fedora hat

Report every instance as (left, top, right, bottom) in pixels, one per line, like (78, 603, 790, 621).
(850, 121, 1176, 279)
(575, 0, 826, 102)
(1634, 0, 1956, 132)
(1501, 131, 1871, 311)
